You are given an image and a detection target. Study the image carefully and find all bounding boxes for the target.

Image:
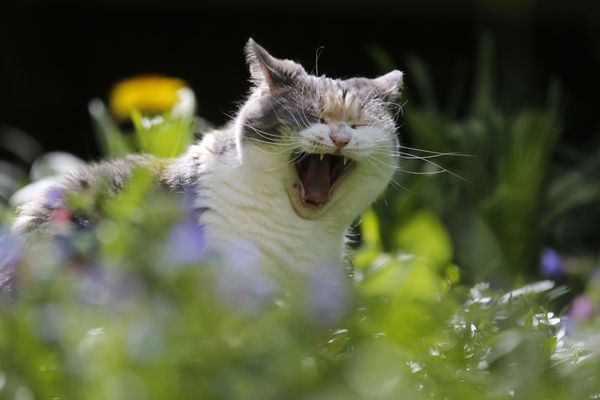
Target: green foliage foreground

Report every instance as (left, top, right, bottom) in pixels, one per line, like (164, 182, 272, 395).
(0, 177, 599, 399)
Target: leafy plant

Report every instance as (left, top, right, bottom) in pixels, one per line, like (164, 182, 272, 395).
(371, 36, 569, 285)
(1, 178, 599, 399)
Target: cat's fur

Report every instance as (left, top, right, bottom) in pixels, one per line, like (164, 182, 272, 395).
(9, 39, 403, 280)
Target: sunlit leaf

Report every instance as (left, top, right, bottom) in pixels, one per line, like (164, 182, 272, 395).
(395, 211, 452, 268)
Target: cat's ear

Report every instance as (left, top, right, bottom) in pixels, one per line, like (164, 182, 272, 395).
(245, 38, 306, 92)
(373, 70, 404, 102)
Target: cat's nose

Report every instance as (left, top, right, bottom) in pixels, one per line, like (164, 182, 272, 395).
(329, 124, 351, 150)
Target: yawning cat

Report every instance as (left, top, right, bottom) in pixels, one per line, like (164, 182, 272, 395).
(12, 39, 403, 274)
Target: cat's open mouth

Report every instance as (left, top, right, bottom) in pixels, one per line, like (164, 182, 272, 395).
(293, 152, 355, 208)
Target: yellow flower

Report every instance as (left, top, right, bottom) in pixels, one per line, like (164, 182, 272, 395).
(109, 75, 188, 122)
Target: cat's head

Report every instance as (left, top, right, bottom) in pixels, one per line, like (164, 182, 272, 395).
(238, 39, 402, 223)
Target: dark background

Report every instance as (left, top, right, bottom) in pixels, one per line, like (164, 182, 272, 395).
(1, 0, 599, 160)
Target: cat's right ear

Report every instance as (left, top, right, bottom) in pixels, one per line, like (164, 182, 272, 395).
(372, 70, 404, 103)
(245, 38, 306, 92)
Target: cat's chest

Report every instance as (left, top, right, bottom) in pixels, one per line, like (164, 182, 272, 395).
(194, 159, 344, 270)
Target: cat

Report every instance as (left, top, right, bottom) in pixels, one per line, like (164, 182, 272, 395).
(8, 38, 403, 285)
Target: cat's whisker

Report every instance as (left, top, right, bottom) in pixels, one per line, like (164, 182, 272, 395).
(299, 108, 313, 128)
(397, 152, 464, 159)
(246, 132, 296, 145)
(267, 103, 296, 131)
(316, 104, 332, 123)
(263, 150, 309, 172)
(367, 153, 428, 175)
(398, 144, 473, 157)
(312, 45, 325, 76)
(287, 150, 309, 164)
(243, 129, 299, 149)
(364, 157, 421, 196)
(271, 97, 310, 130)
(272, 99, 302, 128)
(399, 152, 468, 182)
(367, 136, 472, 158)
(248, 141, 298, 153)
(246, 140, 297, 156)
(296, 110, 311, 130)
(244, 129, 284, 141)
(245, 134, 298, 148)
(362, 157, 410, 193)
(380, 98, 406, 120)
(365, 154, 429, 176)
(243, 122, 298, 145)
(358, 89, 378, 110)
(370, 148, 468, 182)
(376, 149, 471, 159)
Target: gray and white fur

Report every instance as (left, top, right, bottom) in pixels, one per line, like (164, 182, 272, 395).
(10, 39, 403, 281)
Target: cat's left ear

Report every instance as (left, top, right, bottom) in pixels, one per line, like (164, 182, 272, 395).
(373, 70, 404, 102)
(245, 38, 307, 92)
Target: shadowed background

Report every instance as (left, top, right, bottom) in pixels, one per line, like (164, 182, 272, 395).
(1, 0, 599, 158)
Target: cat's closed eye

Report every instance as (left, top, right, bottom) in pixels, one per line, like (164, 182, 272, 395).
(315, 118, 360, 129)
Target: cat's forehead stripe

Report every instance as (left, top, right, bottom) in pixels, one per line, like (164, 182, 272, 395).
(318, 85, 361, 121)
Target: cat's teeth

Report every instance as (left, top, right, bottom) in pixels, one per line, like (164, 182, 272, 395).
(320, 153, 324, 161)
(343, 157, 348, 166)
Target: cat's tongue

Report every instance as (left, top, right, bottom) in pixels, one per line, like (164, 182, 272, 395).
(300, 154, 331, 205)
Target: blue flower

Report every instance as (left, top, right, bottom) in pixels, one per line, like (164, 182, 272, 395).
(76, 262, 146, 307)
(52, 229, 98, 265)
(569, 295, 595, 323)
(215, 241, 277, 315)
(53, 233, 75, 263)
(0, 226, 24, 267)
(44, 186, 64, 208)
(178, 184, 205, 222)
(0, 227, 23, 297)
(540, 248, 564, 279)
(163, 220, 205, 266)
(305, 264, 349, 326)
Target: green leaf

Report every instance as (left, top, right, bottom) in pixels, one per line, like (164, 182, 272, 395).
(89, 99, 133, 158)
(395, 211, 453, 268)
(132, 112, 195, 158)
(360, 208, 382, 250)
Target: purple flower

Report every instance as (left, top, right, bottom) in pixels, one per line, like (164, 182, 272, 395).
(305, 264, 349, 326)
(0, 227, 23, 297)
(178, 184, 206, 221)
(78, 263, 111, 305)
(44, 186, 64, 208)
(163, 220, 205, 266)
(569, 295, 595, 323)
(53, 233, 75, 263)
(0, 227, 24, 267)
(52, 229, 98, 265)
(77, 262, 146, 308)
(540, 248, 564, 279)
(215, 241, 277, 315)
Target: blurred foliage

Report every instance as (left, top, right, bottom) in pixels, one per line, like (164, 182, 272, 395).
(371, 36, 599, 287)
(89, 79, 197, 159)
(1, 170, 600, 399)
(1, 43, 600, 399)
(1, 174, 600, 399)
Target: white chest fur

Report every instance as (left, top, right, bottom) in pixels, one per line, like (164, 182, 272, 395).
(194, 143, 347, 272)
